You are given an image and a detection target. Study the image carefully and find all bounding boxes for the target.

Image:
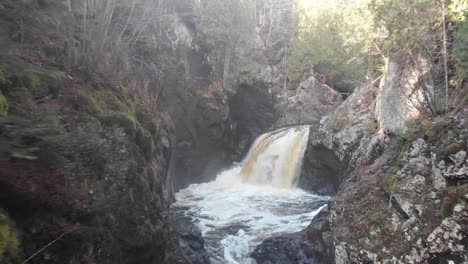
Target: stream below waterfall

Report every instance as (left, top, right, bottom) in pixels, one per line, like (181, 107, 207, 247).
(173, 126, 329, 264)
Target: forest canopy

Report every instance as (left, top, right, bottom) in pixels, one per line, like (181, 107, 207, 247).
(289, 0, 468, 98)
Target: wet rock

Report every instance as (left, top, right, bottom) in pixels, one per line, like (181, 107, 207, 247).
(252, 206, 333, 264)
(251, 234, 305, 264)
(300, 206, 333, 263)
(171, 212, 211, 264)
(299, 144, 343, 195)
(229, 83, 278, 159)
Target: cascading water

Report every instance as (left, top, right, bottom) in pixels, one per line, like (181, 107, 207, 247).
(173, 126, 329, 264)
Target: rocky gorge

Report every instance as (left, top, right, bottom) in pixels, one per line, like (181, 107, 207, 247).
(1, 0, 467, 264)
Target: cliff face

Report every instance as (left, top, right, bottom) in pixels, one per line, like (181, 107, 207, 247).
(333, 115, 468, 263)
(0, 2, 196, 263)
(253, 55, 467, 263)
(314, 57, 467, 262)
(0, 56, 194, 263)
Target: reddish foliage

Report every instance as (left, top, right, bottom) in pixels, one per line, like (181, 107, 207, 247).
(19, 54, 44, 67)
(0, 154, 90, 211)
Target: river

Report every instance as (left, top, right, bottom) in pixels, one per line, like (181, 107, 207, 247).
(173, 126, 329, 263)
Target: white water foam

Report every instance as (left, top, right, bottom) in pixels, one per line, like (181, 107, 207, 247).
(174, 168, 329, 263)
(174, 127, 329, 263)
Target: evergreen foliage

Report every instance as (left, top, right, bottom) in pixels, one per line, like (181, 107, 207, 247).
(288, 0, 467, 111)
(452, 0, 468, 82)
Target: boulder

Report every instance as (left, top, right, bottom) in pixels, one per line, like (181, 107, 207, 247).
(251, 206, 333, 264)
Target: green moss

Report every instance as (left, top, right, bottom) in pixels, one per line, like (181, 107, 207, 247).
(136, 125, 154, 160)
(386, 176, 402, 193)
(440, 185, 468, 218)
(0, 91, 8, 117)
(0, 69, 10, 86)
(330, 117, 346, 131)
(101, 112, 137, 136)
(388, 166, 400, 175)
(440, 197, 455, 218)
(369, 211, 386, 228)
(26, 72, 41, 89)
(334, 214, 344, 226)
(75, 91, 105, 115)
(0, 210, 22, 263)
(421, 120, 446, 142)
(82, 116, 102, 128)
(44, 70, 65, 97)
(109, 96, 128, 112)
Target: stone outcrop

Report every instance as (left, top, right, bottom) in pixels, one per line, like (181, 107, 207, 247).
(229, 83, 279, 159)
(375, 56, 435, 133)
(253, 55, 467, 263)
(252, 206, 333, 264)
(276, 75, 343, 128)
(0, 72, 188, 263)
(327, 100, 468, 262)
(171, 212, 211, 264)
(331, 114, 468, 262)
(312, 83, 384, 171)
(158, 14, 234, 191)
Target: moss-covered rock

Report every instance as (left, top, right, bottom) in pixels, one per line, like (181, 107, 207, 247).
(74, 91, 106, 115)
(101, 112, 138, 137)
(0, 69, 9, 86)
(0, 91, 8, 116)
(0, 210, 22, 263)
(136, 125, 155, 160)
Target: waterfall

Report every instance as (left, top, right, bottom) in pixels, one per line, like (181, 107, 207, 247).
(240, 126, 310, 188)
(174, 126, 328, 264)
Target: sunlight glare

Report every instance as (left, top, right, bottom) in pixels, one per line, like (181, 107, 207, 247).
(300, 0, 338, 9)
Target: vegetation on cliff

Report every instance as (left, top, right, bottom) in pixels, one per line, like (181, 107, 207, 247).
(0, 1, 184, 263)
(0, 0, 467, 263)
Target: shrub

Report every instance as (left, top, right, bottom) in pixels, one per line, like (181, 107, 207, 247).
(101, 113, 138, 137)
(75, 92, 105, 115)
(369, 211, 386, 228)
(0, 92, 7, 117)
(0, 210, 22, 263)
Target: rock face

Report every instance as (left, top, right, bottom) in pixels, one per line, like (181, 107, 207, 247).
(299, 144, 343, 195)
(375, 56, 435, 132)
(276, 75, 343, 128)
(251, 235, 305, 264)
(254, 54, 467, 263)
(331, 114, 468, 263)
(159, 16, 234, 191)
(270, 75, 345, 194)
(229, 83, 279, 159)
(252, 206, 333, 264)
(320, 68, 468, 262)
(0, 72, 188, 263)
(312, 83, 384, 171)
(171, 212, 211, 264)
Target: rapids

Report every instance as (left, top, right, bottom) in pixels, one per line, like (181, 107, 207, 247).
(173, 126, 329, 263)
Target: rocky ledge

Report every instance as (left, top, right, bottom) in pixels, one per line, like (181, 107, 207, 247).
(251, 205, 333, 264)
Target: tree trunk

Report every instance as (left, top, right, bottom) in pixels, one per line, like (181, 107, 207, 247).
(441, 0, 449, 111)
(223, 46, 231, 87)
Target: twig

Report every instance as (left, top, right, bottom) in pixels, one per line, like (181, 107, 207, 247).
(22, 226, 79, 264)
